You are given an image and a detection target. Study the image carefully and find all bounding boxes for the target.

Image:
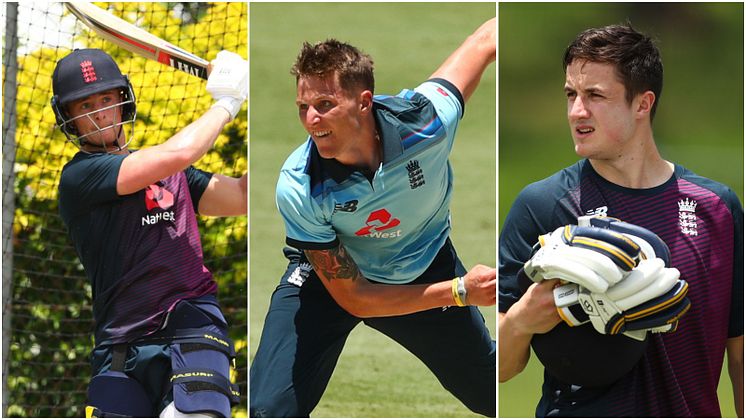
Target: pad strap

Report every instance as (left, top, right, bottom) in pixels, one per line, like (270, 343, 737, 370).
(170, 368, 241, 405)
(85, 406, 131, 418)
(138, 328, 236, 358)
(110, 344, 128, 372)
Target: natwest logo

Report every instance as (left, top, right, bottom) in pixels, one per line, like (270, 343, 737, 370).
(145, 184, 174, 211)
(142, 183, 175, 226)
(355, 208, 402, 238)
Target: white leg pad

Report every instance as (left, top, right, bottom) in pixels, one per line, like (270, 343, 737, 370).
(159, 401, 218, 418)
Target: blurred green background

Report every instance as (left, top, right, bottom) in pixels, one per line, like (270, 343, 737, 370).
(250, 3, 495, 417)
(499, 3, 743, 418)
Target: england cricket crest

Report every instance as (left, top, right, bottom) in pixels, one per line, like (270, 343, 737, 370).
(678, 198, 698, 236)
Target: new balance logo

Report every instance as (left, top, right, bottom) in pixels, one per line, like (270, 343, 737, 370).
(333, 200, 358, 213)
(407, 160, 425, 189)
(585, 206, 608, 217)
(80, 60, 97, 83)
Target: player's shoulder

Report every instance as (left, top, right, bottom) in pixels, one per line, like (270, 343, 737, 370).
(279, 140, 313, 176)
(373, 84, 459, 153)
(373, 89, 431, 125)
(516, 160, 586, 204)
(675, 164, 743, 212)
(61, 151, 96, 173)
(60, 151, 122, 186)
(502, 160, 586, 241)
(415, 78, 465, 114)
(377, 78, 462, 117)
(277, 139, 340, 204)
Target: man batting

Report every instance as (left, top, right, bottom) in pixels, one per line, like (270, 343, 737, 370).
(251, 18, 497, 417)
(52, 48, 247, 417)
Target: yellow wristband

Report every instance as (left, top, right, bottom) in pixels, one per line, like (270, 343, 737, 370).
(452, 277, 466, 307)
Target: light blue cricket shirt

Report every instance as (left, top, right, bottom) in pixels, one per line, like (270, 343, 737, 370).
(276, 78, 464, 284)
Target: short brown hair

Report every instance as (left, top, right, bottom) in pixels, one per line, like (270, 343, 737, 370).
(291, 39, 375, 93)
(564, 23, 663, 120)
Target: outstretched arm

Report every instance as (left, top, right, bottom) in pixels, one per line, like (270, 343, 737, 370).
(116, 51, 247, 195)
(117, 109, 231, 195)
(304, 245, 496, 318)
(198, 173, 247, 216)
(429, 18, 496, 103)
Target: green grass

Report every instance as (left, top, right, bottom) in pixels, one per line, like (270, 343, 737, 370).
(249, 3, 496, 417)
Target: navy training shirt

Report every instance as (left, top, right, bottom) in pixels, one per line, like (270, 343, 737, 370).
(58, 151, 217, 346)
(499, 159, 743, 417)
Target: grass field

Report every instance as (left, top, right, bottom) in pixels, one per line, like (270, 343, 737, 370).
(249, 3, 496, 417)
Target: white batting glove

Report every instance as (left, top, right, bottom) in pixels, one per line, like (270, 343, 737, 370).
(207, 50, 248, 121)
(543, 217, 691, 341)
(524, 225, 638, 293)
(554, 258, 689, 341)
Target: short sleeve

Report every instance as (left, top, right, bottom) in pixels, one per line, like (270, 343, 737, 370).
(276, 169, 338, 250)
(58, 153, 126, 218)
(414, 79, 464, 144)
(185, 166, 214, 214)
(499, 190, 542, 313)
(499, 181, 565, 313)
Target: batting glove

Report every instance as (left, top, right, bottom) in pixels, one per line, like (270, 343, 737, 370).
(554, 258, 690, 341)
(524, 224, 641, 293)
(207, 50, 248, 121)
(536, 217, 691, 341)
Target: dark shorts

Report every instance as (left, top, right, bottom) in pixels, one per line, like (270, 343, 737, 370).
(89, 296, 236, 417)
(249, 240, 496, 417)
(90, 343, 173, 414)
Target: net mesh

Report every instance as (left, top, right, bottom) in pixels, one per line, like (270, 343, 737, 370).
(2, 3, 248, 417)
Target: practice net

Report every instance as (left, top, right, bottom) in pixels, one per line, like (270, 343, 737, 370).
(1, 3, 248, 417)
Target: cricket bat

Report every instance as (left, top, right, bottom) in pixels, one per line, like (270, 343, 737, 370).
(65, 2, 210, 79)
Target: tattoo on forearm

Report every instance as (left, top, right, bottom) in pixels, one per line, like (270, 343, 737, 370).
(305, 246, 365, 282)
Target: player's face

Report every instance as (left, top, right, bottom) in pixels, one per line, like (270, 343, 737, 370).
(67, 89, 124, 148)
(296, 73, 368, 162)
(564, 60, 640, 160)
